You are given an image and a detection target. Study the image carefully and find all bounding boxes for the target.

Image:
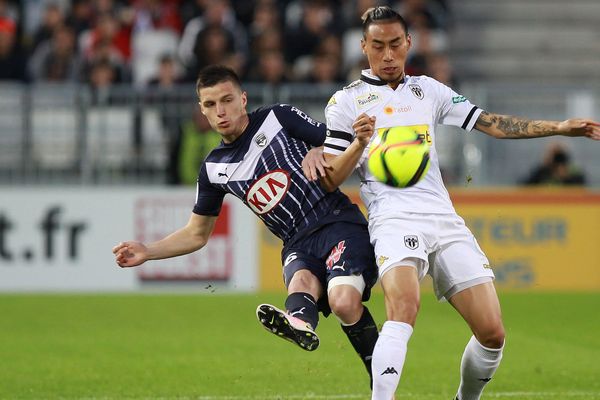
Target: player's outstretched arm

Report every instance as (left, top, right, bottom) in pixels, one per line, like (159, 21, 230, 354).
(475, 111, 600, 140)
(112, 213, 218, 268)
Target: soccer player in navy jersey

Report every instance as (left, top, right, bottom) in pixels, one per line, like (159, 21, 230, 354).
(113, 65, 380, 387)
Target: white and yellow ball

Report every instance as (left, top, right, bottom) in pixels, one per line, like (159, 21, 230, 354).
(367, 127, 431, 188)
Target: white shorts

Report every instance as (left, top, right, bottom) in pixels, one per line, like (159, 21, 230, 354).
(369, 212, 494, 301)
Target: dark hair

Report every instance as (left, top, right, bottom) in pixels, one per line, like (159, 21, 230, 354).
(196, 65, 242, 95)
(552, 150, 569, 165)
(159, 53, 175, 64)
(361, 6, 408, 36)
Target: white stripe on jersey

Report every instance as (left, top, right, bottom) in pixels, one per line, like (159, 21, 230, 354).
(205, 110, 283, 183)
(324, 138, 352, 156)
(273, 135, 315, 226)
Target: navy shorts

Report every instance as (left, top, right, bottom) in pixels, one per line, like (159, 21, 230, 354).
(281, 222, 377, 316)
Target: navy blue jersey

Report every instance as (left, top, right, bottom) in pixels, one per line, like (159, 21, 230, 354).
(193, 104, 367, 245)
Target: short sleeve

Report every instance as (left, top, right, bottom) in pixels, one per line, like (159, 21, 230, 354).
(192, 165, 226, 216)
(433, 79, 483, 132)
(324, 91, 356, 155)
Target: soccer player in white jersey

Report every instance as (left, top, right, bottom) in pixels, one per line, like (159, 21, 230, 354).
(303, 6, 600, 400)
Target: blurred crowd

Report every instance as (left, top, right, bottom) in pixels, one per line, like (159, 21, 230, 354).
(520, 142, 586, 186)
(0, 0, 454, 87)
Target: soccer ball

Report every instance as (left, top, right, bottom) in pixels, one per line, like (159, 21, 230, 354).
(367, 126, 430, 188)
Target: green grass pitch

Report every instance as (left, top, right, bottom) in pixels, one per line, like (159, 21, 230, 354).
(1, 291, 599, 399)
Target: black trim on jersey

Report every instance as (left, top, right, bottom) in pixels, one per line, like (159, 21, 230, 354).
(461, 106, 479, 130)
(327, 129, 353, 142)
(325, 142, 349, 152)
(360, 73, 405, 86)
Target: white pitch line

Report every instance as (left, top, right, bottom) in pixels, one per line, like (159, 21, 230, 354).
(77, 392, 600, 400)
(487, 392, 600, 398)
(194, 396, 366, 400)
(190, 393, 600, 400)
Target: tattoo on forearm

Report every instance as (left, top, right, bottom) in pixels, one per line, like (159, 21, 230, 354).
(476, 111, 493, 128)
(476, 111, 550, 138)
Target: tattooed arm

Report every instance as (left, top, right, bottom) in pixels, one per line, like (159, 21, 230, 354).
(474, 111, 600, 140)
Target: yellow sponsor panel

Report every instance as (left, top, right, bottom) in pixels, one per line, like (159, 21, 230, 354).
(259, 188, 600, 291)
(452, 189, 600, 291)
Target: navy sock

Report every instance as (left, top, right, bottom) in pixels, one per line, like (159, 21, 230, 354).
(341, 306, 379, 387)
(284, 292, 319, 329)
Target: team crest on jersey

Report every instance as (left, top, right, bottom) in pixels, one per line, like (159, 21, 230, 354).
(254, 132, 267, 147)
(404, 235, 419, 250)
(327, 95, 337, 106)
(409, 84, 424, 100)
(245, 169, 290, 214)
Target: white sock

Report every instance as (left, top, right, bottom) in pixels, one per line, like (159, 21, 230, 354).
(456, 335, 504, 400)
(371, 321, 413, 400)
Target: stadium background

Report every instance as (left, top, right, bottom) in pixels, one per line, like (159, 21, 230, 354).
(1, 0, 599, 399)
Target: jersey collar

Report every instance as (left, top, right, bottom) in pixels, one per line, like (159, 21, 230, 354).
(360, 69, 405, 87)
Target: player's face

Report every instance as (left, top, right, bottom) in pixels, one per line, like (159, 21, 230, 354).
(199, 80, 248, 141)
(361, 22, 411, 86)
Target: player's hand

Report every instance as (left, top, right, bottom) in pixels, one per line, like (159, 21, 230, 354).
(557, 119, 600, 140)
(112, 241, 148, 268)
(352, 113, 376, 147)
(302, 147, 331, 181)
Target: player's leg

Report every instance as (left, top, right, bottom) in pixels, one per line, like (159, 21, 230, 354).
(368, 215, 430, 400)
(371, 264, 420, 400)
(369, 213, 430, 400)
(430, 214, 504, 400)
(449, 282, 505, 400)
(328, 277, 379, 387)
(285, 268, 323, 330)
(310, 222, 379, 382)
(313, 223, 381, 387)
(257, 250, 324, 351)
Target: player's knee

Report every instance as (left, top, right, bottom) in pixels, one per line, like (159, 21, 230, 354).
(329, 291, 362, 323)
(477, 324, 505, 349)
(385, 293, 420, 325)
(327, 276, 366, 322)
(288, 269, 319, 293)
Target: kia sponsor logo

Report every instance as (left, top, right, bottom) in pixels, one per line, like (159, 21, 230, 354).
(245, 170, 290, 214)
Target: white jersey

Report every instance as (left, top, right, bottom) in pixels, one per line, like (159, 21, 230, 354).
(324, 69, 483, 217)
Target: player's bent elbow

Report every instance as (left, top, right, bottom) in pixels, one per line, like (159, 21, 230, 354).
(183, 227, 210, 252)
(319, 177, 339, 192)
(192, 238, 207, 251)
